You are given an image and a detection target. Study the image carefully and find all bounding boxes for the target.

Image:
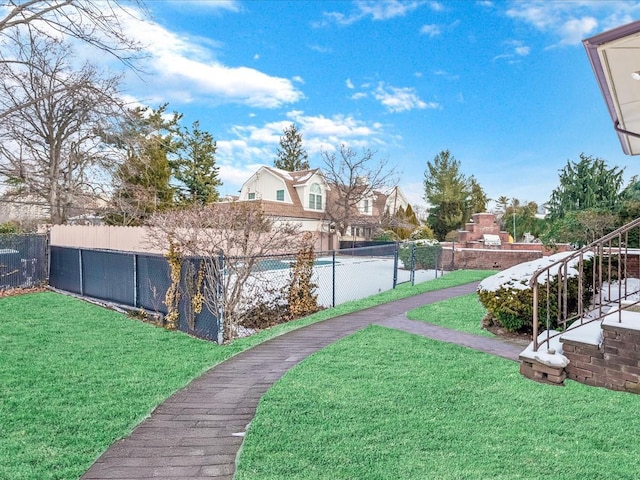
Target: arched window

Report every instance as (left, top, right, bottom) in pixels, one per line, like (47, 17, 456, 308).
(309, 183, 323, 210)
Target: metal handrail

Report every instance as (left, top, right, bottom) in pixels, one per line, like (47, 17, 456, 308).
(530, 217, 640, 351)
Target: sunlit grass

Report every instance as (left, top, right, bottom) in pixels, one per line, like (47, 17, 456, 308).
(236, 326, 640, 480)
(407, 293, 494, 337)
(0, 270, 490, 479)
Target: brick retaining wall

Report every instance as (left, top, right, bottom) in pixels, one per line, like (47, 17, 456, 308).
(441, 248, 543, 270)
(562, 324, 640, 394)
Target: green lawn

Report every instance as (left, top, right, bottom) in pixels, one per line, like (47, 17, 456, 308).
(0, 269, 492, 480)
(407, 293, 494, 337)
(236, 326, 640, 480)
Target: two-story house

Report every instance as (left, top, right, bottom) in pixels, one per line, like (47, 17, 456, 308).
(238, 166, 412, 250)
(238, 166, 335, 250)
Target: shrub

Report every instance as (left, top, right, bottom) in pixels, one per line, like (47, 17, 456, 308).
(410, 225, 435, 240)
(374, 230, 399, 242)
(0, 222, 19, 234)
(288, 233, 320, 318)
(399, 240, 441, 270)
(477, 253, 592, 333)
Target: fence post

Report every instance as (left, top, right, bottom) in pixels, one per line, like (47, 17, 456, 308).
(217, 252, 225, 345)
(451, 241, 456, 270)
(332, 250, 336, 307)
(393, 242, 399, 289)
(133, 253, 138, 307)
(410, 244, 416, 286)
(78, 249, 84, 296)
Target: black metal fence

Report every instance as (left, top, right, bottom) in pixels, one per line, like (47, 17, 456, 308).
(49, 247, 221, 342)
(46, 242, 444, 343)
(0, 234, 48, 289)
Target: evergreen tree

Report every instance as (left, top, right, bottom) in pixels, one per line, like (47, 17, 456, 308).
(172, 121, 221, 205)
(467, 175, 489, 217)
(423, 150, 470, 240)
(274, 123, 309, 171)
(106, 104, 180, 225)
(547, 153, 624, 220)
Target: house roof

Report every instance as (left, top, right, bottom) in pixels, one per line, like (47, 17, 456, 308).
(583, 20, 640, 155)
(240, 166, 411, 227)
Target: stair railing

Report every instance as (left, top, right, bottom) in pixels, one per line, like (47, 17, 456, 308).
(530, 217, 640, 351)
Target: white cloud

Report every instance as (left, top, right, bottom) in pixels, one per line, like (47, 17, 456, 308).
(307, 43, 332, 53)
(356, 0, 422, 20)
(505, 1, 640, 47)
(351, 92, 368, 100)
(116, 10, 303, 109)
(373, 83, 438, 113)
(433, 69, 459, 80)
(346, 78, 355, 89)
(429, 2, 445, 12)
(214, 111, 390, 192)
(319, 0, 423, 26)
(493, 40, 531, 62)
(420, 24, 442, 37)
(558, 17, 598, 45)
(217, 111, 385, 166)
(166, 0, 240, 12)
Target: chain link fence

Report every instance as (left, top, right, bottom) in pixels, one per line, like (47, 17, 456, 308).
(47, 242, 445, 343)
(0, 233, 48, 289)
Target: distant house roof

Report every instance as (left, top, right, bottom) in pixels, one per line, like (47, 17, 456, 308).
(583, 20, 640, 155)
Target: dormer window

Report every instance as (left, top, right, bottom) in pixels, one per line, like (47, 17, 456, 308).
(363, 199, 369, 214)
(309, 183, 322, 210)
(276, 189, 285, 201)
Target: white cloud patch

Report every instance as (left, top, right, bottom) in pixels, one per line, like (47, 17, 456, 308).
(346, 78, 355, 89)
(215, 111, 389, 192)
(493, 40, 531, 63)
(357, 0, 422, 20)
(505, 1, 640, 47)
(559, 16, 598, 45)
(434, 69, 459, 80)
(307, 43, 332, 53)
(420, 24, 442, 37)
(319, 0, 423, 26)
(373, 83, 438, 113)
(116, 10, 303, 108)
(166, 0, 240, 12)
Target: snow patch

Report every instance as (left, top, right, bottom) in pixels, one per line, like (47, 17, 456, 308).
(478, 251, 591, 293)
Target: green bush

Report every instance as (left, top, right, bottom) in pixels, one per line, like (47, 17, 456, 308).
(410, 225, 435, 240)
(0, 222, 19, 234)
(374, 230, 399, 242)
(399, 240, 441, 270)
(477, 273, 586, 334)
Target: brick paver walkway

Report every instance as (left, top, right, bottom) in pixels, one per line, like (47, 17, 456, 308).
(81, 281, 522, 479)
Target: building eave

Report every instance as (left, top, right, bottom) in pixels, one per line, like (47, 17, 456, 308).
(583, 20, 640, 155)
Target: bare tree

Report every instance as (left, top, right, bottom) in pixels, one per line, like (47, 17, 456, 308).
(0, 0, 146, 119)
(0, 32, 122, 223)
(321, 144, 397, 236)
(147, 201, 304, 342)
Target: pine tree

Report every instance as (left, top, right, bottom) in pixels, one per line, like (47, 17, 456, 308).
(172, 121, 221, 206)
(274, 123, 309, 171)
(105, 105, 179, 225)
(423, 150, 470, 240)
(547, 153, 624, 220)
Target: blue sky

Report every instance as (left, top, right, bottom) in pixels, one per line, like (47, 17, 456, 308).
(115, 0, 640, 209)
